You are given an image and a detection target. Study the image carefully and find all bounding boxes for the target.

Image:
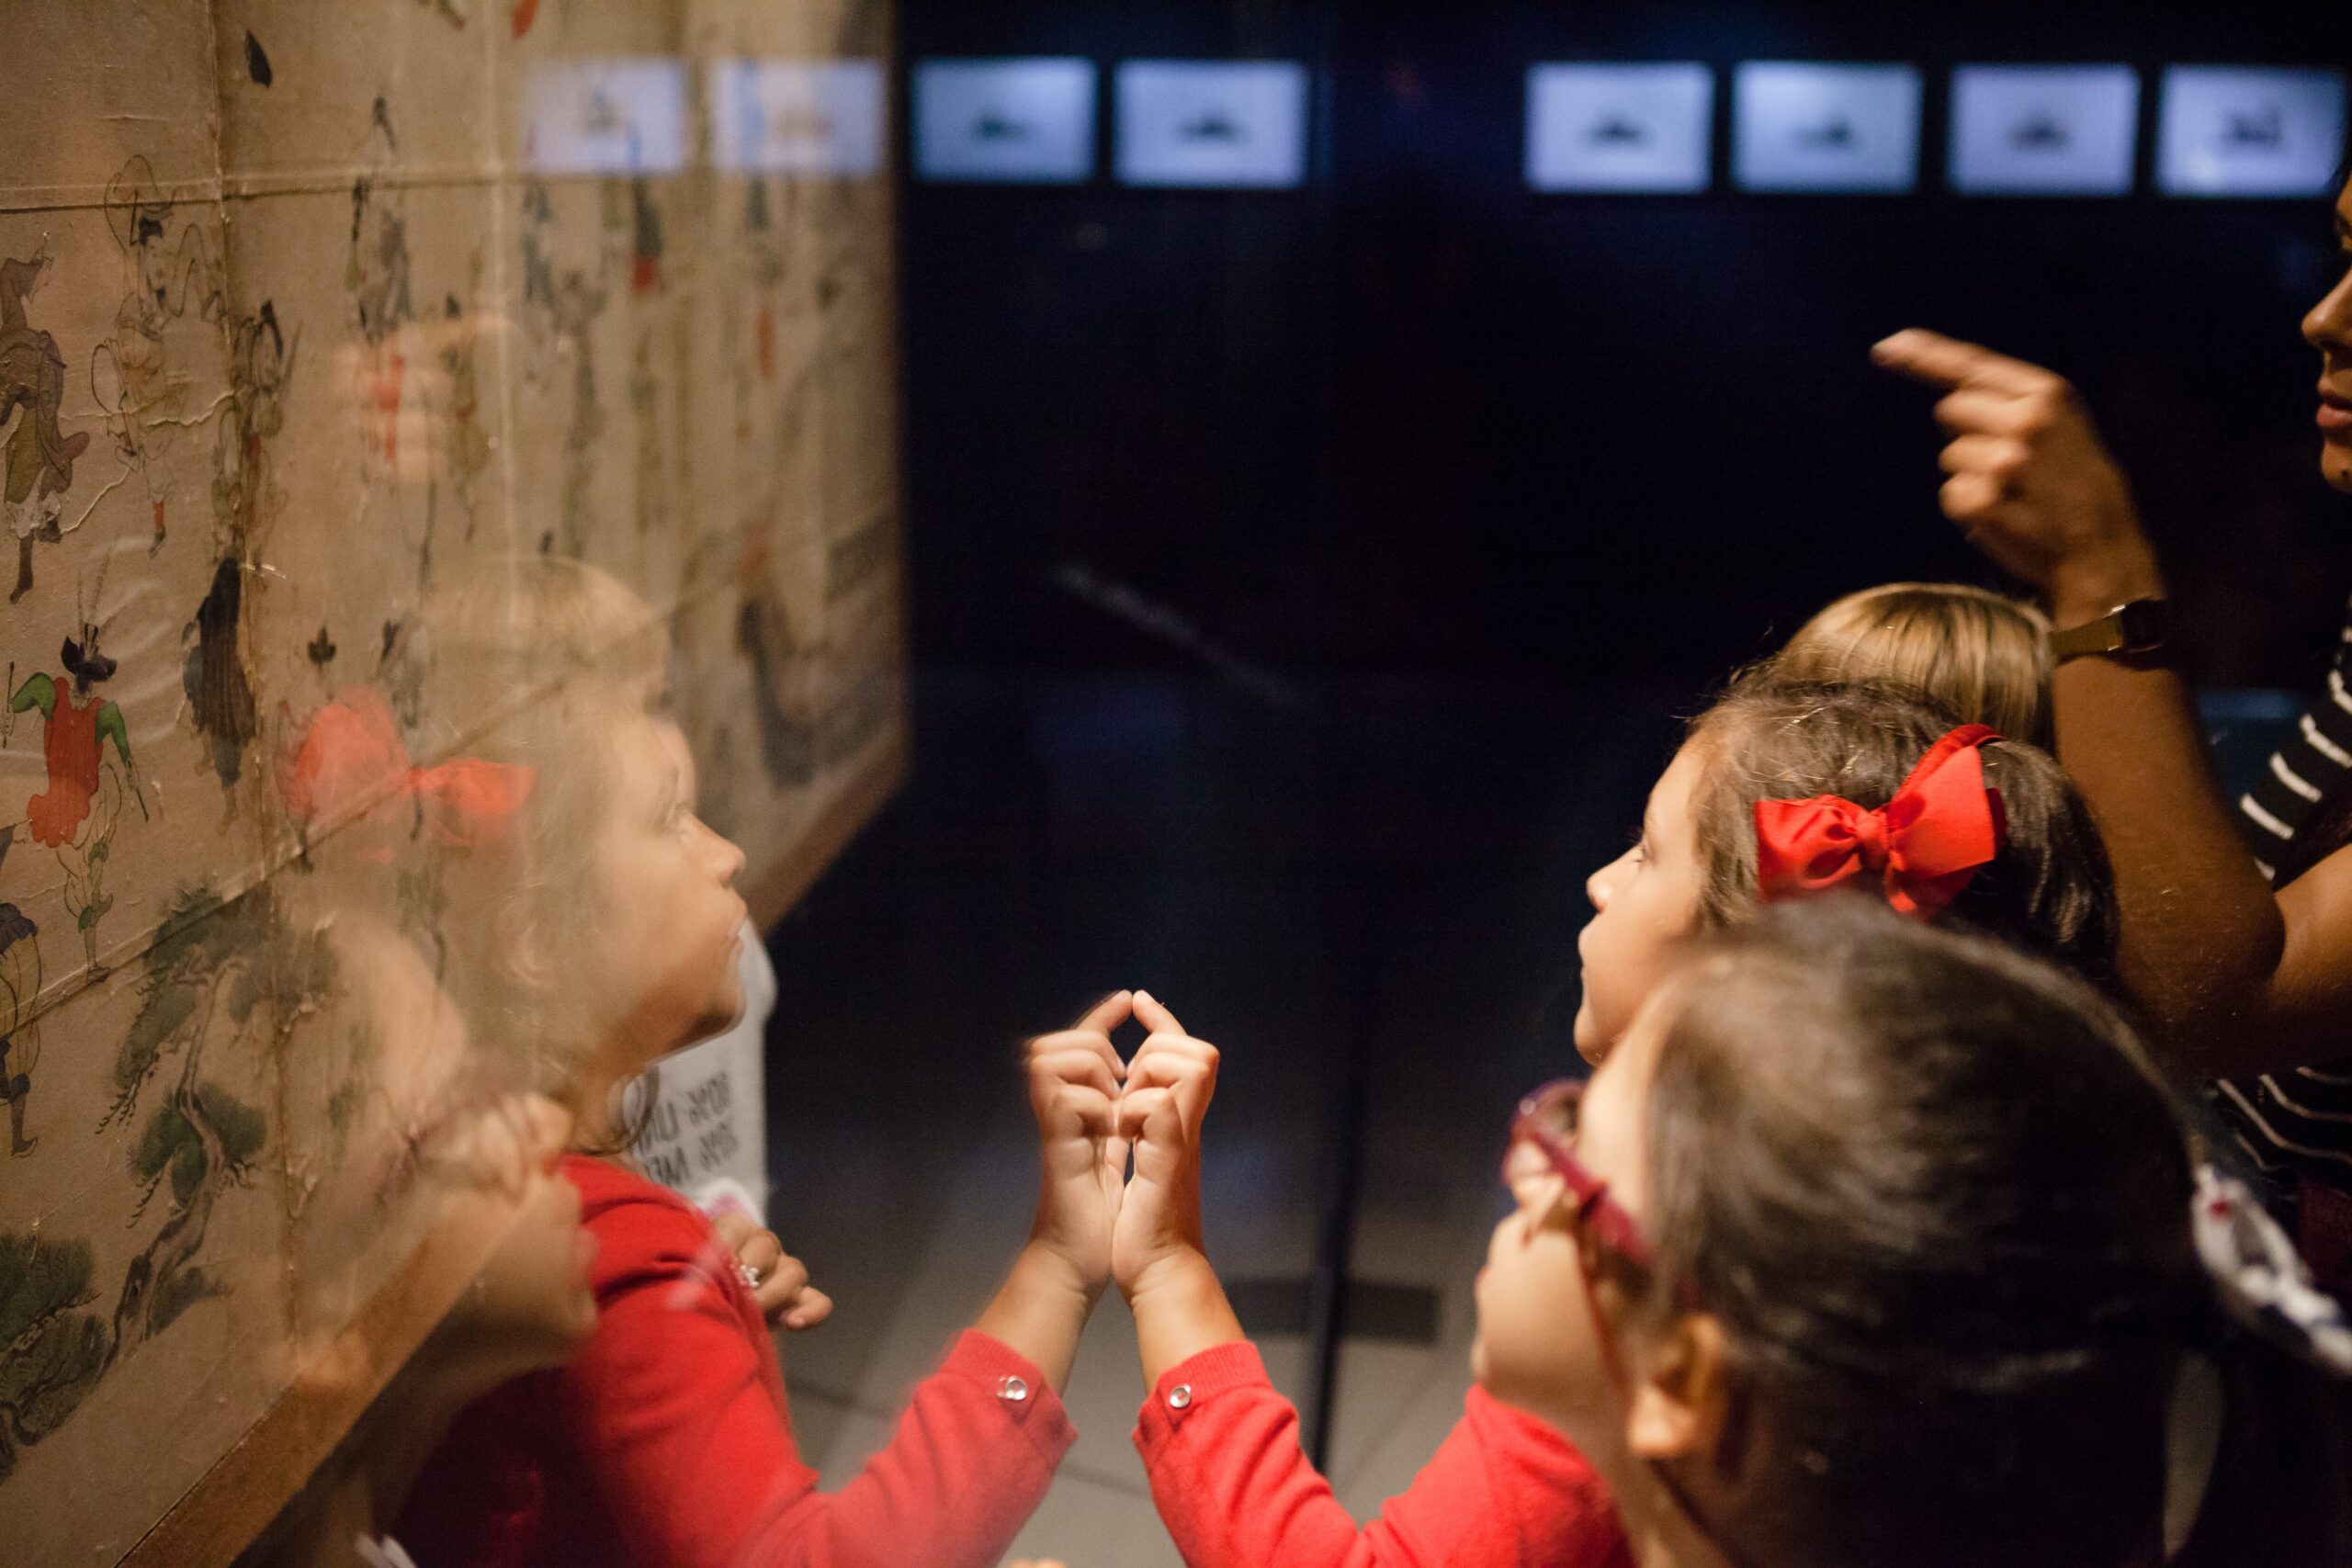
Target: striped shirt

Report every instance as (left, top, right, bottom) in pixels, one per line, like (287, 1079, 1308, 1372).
(2215, 607, 2352, 1207)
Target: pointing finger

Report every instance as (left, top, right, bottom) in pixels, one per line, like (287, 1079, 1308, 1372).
(1872, 329, 2054, 397)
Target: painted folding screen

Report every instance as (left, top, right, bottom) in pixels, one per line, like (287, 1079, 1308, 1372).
(0, 1, 905, 1562)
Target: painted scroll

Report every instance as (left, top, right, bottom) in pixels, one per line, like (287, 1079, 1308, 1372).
(0, 2, 904, 1562)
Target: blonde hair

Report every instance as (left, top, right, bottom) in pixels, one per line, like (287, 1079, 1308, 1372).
(1770, 583, 2052, 748)
(398, 557, 671, 1112)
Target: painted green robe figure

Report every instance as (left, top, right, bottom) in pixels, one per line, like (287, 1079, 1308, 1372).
(6, 629, 140, 975)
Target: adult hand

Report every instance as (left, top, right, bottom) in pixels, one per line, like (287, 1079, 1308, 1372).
(1113, 991, 1220, 1301)
(1872, 329, 2164, 619)
(712, 1211, 834, 1331)
(1023, 991, 1134, 1303)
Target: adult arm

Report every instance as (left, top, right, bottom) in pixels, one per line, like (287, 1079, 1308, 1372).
(1873, 330, 2324, 1078)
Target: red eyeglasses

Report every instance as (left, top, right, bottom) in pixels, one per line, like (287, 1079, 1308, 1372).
(1506, 1077, 1658, 1273)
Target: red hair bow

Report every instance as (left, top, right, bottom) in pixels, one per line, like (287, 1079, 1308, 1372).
(279, 686, 534, 849)
(1752, 725, 2007, 919)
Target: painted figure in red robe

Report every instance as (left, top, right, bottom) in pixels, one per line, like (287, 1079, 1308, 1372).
(6, 628, 140, 975)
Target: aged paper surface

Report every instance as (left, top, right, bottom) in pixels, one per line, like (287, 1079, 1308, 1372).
(0, 2, 902, 1561)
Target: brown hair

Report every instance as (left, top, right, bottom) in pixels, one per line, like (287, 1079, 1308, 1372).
(1771, 582, 2052, 749)
(1632, 899, 2198, 1568)
(1684, 671, 2116, 984)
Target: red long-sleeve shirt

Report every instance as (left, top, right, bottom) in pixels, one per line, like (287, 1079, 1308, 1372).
(397, 1156, 1075, 1568)
(1134, 1341, 1635, 1568)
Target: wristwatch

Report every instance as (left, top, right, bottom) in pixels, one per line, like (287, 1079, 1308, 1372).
(2048, 598, 2171, 663)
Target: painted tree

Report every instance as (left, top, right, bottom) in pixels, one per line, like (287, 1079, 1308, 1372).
(0, 883, 330, 1477)
(101, 885, 324, 1359)
(0, 1232, 105, 1480)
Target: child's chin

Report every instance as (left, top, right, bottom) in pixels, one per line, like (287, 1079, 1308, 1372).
(1570, 1006, 1606, 1066)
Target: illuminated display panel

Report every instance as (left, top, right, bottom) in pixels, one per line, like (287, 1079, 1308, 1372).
(1525, 63, 1714, 194)
(2158, 66, 2348, 197)
(1951, 65, 2139, 196)
(1115, 61, 1311, 189)
(914, 57, 1098, 185)
(524, 58, 691, 175)
(1735, 62, 1922, 194)
(709, 60, 888, 177)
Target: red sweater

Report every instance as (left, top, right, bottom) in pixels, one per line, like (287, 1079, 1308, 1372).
(397, 1156, 1075, 1568)
(1134, 1341, 1636, 1568)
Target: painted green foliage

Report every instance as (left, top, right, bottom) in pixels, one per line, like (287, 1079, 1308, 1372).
(0, 883, 331, 1479)
(132, 1081, 266, 1207)
(0, 1235, 105, 1479)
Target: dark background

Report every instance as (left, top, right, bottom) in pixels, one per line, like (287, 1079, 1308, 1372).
(768, 1, 2352, 1467)
(900, 0, 2352, 688)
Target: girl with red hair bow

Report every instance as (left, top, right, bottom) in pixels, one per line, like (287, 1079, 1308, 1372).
(1112, 675, 2125, 1568)
(1571, 670, 2117, 1066)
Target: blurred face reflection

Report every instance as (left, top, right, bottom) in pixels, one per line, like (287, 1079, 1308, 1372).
(2305, 176, 2352, 493)
(587, 708, 748, 1068)
(298, 974, 595, 1393)
(1575, 743, 1707, 1062)
(430, 1090, 599, 1366)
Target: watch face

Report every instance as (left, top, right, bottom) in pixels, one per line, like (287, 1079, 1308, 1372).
(2115, 599, 2170, 651)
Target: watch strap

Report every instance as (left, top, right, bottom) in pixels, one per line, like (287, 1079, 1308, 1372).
(2050, 598, 2170, 662)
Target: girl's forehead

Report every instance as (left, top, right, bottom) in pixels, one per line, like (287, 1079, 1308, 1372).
(605, 709, 677, 782)
(1650, 739, 1708, 818)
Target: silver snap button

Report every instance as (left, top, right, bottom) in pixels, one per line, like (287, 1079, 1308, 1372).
(1167, 1383, 1193, 1410)
(996, 1375, 1030, 1404)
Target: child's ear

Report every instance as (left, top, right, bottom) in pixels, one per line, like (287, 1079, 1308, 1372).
(1626, 1312, 1734, 1463)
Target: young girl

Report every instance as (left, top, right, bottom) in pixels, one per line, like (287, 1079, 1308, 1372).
(1123, 902, 2352, 1568)
(1572, 670, 2112, 1062)
(388, 558, 1122, 1567)
(1104, 671, 2120, 1568)
(1768, 581, 2051, 746)
(1769, 573, 2352, 1285)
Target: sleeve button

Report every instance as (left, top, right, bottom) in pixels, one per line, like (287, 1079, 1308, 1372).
(996, 1374, 1030, 1403)
(1167, 1383, 1193, 1410)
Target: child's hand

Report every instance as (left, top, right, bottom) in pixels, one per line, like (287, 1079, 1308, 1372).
(1113, 991, 1219, 1301)
(1023, 991, 1134, 1302)
(712, 1211, 834, 1331)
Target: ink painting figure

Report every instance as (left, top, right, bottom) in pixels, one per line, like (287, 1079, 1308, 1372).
(6, 627, 141, 975)
(2, 254, 93, 603)
(95, 157, 225, 557)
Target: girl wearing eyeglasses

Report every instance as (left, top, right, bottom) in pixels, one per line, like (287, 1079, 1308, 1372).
(1111, 673, 2175, 1568)
(1124, 901, 2352, 1568)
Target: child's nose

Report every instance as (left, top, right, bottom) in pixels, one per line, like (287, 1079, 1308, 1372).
(707, 820, 747, 886)
(1586, 859, 1616, 911)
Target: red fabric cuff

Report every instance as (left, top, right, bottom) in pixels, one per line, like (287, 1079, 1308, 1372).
(1133, 1338, 1272, 1450)
(943, 1330, 1079, 1460)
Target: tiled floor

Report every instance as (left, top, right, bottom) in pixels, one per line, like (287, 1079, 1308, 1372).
(760, 670, 1682, 1563)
